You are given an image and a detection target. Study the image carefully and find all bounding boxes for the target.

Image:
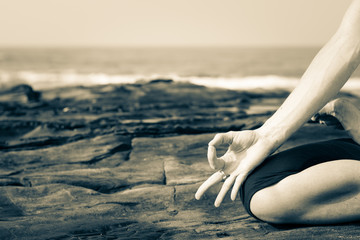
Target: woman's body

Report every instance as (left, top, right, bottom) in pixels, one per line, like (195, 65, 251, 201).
(249, 99, 360, 224)
(196, 0, 360, 225)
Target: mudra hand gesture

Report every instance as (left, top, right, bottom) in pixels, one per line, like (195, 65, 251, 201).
(195, 129, 274, 207)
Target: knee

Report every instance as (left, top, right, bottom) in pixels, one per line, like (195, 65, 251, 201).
(329, 98, 352, 116)
(250, 189, 305, 224)
(250, 195, 286, 224)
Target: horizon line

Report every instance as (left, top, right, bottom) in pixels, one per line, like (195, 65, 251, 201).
(0, 44, 323, 49)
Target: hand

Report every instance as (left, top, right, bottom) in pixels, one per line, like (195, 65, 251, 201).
(195, 129, 274, 207)
(311, 98, 360, 144)
(311, 99, 343, 129)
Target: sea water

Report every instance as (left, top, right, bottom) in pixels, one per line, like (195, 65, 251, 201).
(1, 47, 360, 92)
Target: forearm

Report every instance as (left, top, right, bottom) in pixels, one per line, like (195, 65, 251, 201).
(258, 1, 360, 149)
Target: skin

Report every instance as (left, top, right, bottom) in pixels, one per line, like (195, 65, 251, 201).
(251, 99, 360, 224)
(195, 0, 360, 224)
(251, 159, 360, 224)
(315, 98, 360, 145)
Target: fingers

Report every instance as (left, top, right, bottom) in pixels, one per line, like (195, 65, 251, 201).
(195, 171, 224, 200)
(196, 172, 247, 205)
(214, 175, 236, 207)
(207, 132, 234, 170)
(209, 132, 234, 147)
(310, 113, 319, 122)
(231, 174, 246, 201)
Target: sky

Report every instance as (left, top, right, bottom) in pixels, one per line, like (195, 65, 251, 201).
(0, 0, 354, 47)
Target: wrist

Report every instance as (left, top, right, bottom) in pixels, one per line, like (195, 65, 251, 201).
(255, 124, 287, 151)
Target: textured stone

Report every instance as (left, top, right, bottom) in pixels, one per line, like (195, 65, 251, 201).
(0, 82, 359, 239)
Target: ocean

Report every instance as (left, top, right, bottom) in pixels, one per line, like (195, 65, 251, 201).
(1, 47, 360, 92)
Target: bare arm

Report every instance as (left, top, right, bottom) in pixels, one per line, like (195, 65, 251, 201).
(196, 0, 360, 207)
(258, 0, 360, 151)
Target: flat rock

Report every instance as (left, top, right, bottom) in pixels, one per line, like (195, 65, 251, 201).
(117, 124, 359, 239)
(0, 82, 359, 239)
(0, 124, 359, 239)
(0, 134, 131, 176)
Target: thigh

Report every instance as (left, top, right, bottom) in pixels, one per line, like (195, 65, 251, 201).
(250, 160, 360, 223)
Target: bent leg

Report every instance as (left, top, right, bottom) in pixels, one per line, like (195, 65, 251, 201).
(250, 160, 360, 224)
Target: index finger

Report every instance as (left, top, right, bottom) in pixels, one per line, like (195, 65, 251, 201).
(209, 132, 234, 147)
(208, 132, 234, 169)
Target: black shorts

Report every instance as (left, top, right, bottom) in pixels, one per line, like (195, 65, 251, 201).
(239, 138, 360, 219)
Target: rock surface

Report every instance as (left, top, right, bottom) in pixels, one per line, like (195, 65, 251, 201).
(0, 81, 359, 239)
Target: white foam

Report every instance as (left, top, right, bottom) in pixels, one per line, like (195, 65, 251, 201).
(0, 70, 140, 90)
(186, 76, 360, 96)
(1, 70, 360, 93)
(185, 75, 300, 91)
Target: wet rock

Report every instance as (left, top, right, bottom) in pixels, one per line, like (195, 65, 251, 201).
(0, 84, 41, 103)
(148, 78, 174, 84)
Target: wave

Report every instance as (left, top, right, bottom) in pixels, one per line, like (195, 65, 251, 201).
(1, 70, 360, 93)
